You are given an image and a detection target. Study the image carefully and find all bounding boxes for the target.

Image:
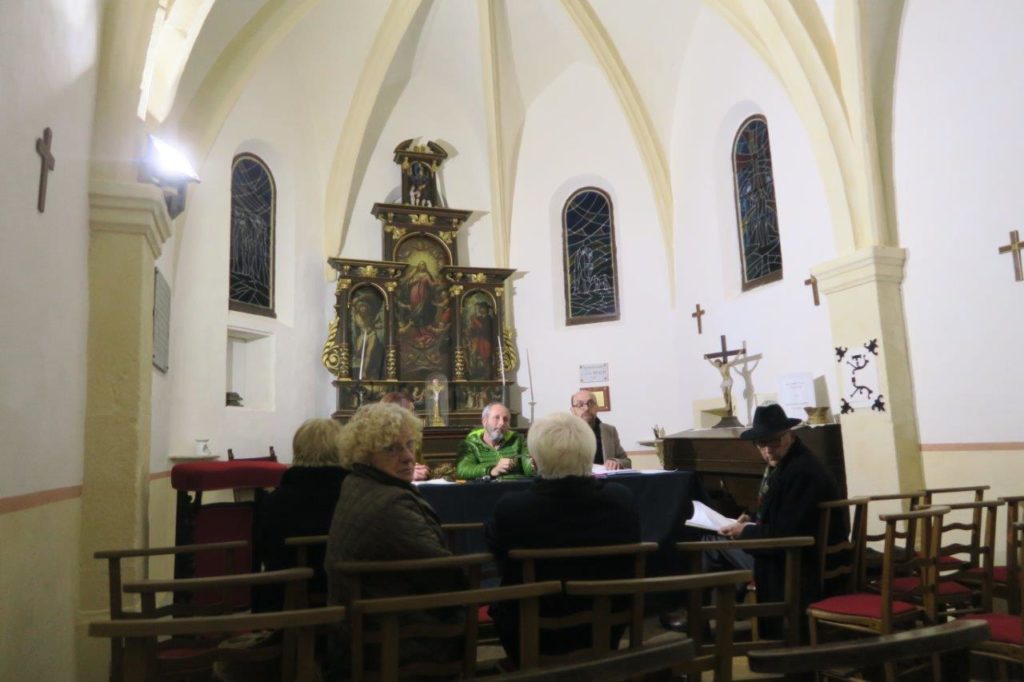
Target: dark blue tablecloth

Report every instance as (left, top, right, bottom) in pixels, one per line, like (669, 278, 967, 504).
(417, 470, 705, 549)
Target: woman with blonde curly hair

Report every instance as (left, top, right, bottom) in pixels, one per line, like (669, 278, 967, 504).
(254, 418, 346, 612)
(324, 402, 463, 678)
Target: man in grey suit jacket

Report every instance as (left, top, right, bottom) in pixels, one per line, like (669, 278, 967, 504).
(570, 390, 632, 469)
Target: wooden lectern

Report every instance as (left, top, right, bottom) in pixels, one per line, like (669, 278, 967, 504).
(660, 424, 847, 518)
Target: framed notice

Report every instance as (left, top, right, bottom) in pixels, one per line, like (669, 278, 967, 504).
(581, 385, 611, 412)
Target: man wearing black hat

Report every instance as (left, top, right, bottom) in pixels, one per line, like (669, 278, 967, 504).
(716, 403, 845, 639)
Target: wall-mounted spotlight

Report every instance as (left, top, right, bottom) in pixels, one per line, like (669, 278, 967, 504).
(139, 135, 200, 219)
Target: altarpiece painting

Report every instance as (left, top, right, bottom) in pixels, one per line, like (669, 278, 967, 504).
(322, 140, 518, 425)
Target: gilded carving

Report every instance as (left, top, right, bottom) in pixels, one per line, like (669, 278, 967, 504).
(385, 282, 398, 293)
(361, 265, 379, 278)
(321, 317, 342, 376)
(454, 347, 466, 381)
(437, 230, 455, 245)
(494, 287, 504, 298)
(386, 345, 398, 380)
(468, 273, 487, 283)
(501, 327, 519, 373)
(449, 284, 463, 297)
(336, 278, 352, 292)
(384, 224, 407, 239)
(410, 213, 436, 226)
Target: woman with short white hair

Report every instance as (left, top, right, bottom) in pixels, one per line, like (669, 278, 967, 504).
(486, 411, 641, 664)
(527, 411, 596, 479)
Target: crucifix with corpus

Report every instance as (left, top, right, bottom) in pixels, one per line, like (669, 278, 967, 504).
(703, 334, 746, 428)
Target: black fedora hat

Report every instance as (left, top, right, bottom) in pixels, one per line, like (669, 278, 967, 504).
(740, 404, 802, 440)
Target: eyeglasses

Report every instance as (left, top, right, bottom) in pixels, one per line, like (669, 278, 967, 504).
(572, 401, 596, 409)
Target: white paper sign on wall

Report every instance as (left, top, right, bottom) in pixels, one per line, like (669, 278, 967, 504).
(836, 339, 885, 415)
(579, 363, 609, 383)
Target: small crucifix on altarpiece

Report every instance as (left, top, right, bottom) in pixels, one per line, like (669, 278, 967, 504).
(703, 334, 746, 428)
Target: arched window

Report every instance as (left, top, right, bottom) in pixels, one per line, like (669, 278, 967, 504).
(733, 115, 782, 290)
(562, 188, 620, 325)
(229, 153, 276, 316)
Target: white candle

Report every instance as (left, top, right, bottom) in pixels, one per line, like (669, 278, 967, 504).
(358, 330, 368, 381)
(496, 331, 506, 386)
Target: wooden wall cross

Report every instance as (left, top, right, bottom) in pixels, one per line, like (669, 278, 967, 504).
(804, 275, 820, 306)
(691, 303, 706, 334)
(998, 230, 1023, 282)
(35, 127, 55, 213)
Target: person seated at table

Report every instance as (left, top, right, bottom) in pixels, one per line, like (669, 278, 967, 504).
(486, 412, 641, 665)
(380, 391, 431, 481)
(570, 389, 632, 470)
(253, 418, 346, 612)
(324, 402, 464, 678)
(455, 402, 534, 479)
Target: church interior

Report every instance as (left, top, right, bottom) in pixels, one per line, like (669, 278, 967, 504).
(2, 1, 1022, 679)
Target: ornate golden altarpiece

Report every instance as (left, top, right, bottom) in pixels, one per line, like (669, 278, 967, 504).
(322, 140, 518, 426)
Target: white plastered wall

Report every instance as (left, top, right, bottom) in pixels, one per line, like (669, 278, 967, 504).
(0, 2, 101, 679)
(342, 0, 493, 267)
(510, 61, 680, 452)
(670, 8, 838, 430)
(159, 42, 331, 467)
(895, 1, 1024, 497)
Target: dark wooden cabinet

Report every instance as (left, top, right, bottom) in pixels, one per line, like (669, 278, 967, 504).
(661, 424, 846, 518)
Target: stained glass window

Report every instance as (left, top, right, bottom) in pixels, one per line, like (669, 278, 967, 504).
(229, 153, 275, 316)
(733, 115, 783, 290)
(562, 188, 620, 324)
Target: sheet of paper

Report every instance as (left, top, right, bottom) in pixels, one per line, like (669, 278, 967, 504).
(684, 500, 737, 532)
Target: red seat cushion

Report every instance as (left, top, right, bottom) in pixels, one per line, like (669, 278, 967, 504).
(890, 576, 971, 596)
(478, 605, 492, 624)
(963, 613, 1023, 645)
(966, 565, 1009, 583)
(808, 593, 917, 619)
(172, 461, 286, 491)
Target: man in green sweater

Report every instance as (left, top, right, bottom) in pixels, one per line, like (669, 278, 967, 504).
(455, 402, 534, 479)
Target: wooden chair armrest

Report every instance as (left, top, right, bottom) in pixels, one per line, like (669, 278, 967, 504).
(818, 497, 869, 509)
(334, 553, 492, 573)
(914, 500, 1000, 511)
(866, 491, 924, 501)
(675, 536, 814, 552)
(94, 540, 248, 559)
(999, 496, 1024, 503)
(565, 570, 752, 596)
(440, 522, 484, 533)
(354, 580, 562, 614)
(494, 640, 696, 681)
(88, 606, 345, 638)
(509, 542, 659, 560)
(284, 535, 328, 547)
(923, 485, 990, 495)
(123, 567, 312, 594)
(879, 506, 950, 521)
(746, 620, 989, 674)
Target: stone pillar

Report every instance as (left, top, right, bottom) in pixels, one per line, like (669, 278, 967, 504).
(76, 180, 171, 680)
(812, 245, 925, 498)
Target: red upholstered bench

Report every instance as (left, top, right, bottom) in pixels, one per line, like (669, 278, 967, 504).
(171, 460, 287, 597)
(172, 460, 285, 491)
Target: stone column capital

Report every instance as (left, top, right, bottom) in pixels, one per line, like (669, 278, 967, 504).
(89, 179, 172, 259)
(811, 245, 907, 295)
